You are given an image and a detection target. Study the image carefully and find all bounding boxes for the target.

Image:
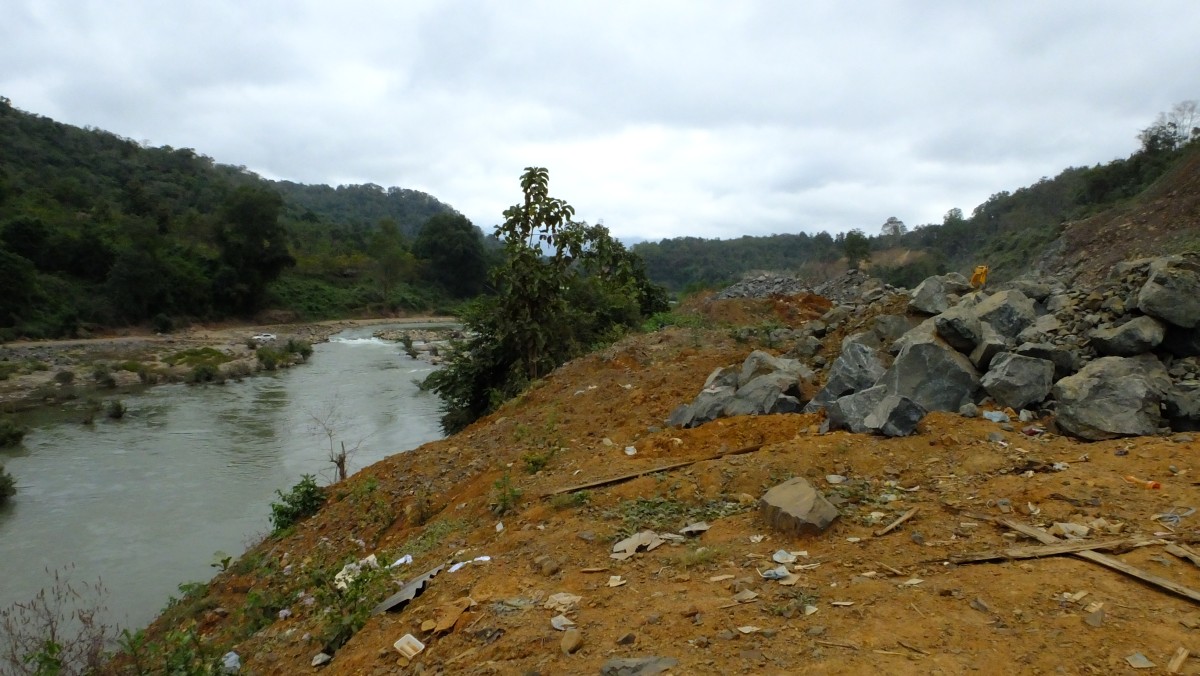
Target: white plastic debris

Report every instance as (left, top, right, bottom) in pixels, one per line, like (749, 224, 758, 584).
(389, 554, 413, 568)
(393, 634, 425, 659)
(759, 565, 791, 580)
(278, 608, 292, 620)
(448, 555, 492, 573)
(825, 474, 847, 484)
(311, 652, 332, 667)
(772, 550, 797, 564)
(496, 521, 505, 533)
(334, 554, 379, 591)
(550, 614, 576, 631)
(624, 446, 637, 456)
(221, 651, 241, 674)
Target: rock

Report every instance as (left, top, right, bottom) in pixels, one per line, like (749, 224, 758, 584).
(732, 371, 804, 414)
(825, 385, 889, 433)
(738, 350, 811, 388)
(759, 477, 839, 536)
(536, 556, 561, 577)
(806, 343, 887, 410)
(841, 331, 883, 352)
(686, 386, 737, 428)
(1137, 256, 1200, 328)
(877, 341, 981, 412)
(221, 651, 241, 674)
(935, 305, 982, 353)
(889, 317, 939, 355)
(1162, 325, 1200, 357)
(1164, 383, 1200, 432)
(1006, 278, 1055, 302)
(909, 276, 952, 315)
(981, 353, 1054, 410)
(863, 394, 926, 436)
(787, 334, 823, 359)
(703, 365, 740, 389)
(1089, 316, 1166, 356)
(969, 322, 1008, 370)
(873, 314, 914, 344)
(560, 628, 583, 654)
(1014, 342, 1081, 381)
(599, 656, 680, 676)
(311, 653, 332, 667)
(1017, 314, 1062, 344)
(974, 290, 1036, 341)
(665, 404, 693, 428)
(616, 632, 636, 645)
(959, 402, 979, 418)
(1053, 355, 1169, 440)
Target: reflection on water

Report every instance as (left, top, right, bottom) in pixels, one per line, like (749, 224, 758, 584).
(0, 325, 446, 630)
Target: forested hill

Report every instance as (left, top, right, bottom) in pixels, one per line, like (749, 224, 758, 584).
(0, 97, 489, 340)
(635, 102, 1200, 292)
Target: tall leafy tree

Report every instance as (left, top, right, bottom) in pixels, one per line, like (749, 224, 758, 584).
(214, 186, 294, 314)
(413, 212, 488, 298)
(843, 229, 870, 270)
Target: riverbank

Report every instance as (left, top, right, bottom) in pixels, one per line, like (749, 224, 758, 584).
(0, 316, 456, 412)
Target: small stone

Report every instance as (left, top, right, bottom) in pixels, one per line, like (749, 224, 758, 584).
(644, 612, 661, 625)
(311, 652, 332, 667)
(539, 558, 561, 576)
(717, 629, 737, 641)
(761, 628, 778, 638)
(616, 632, 636, 645)
(577, 531, 596, 543)
(694, 636, 710, 648)
(806, 625, 827, 637)
(560, 629, 583, 655)
(1085, 607, 1105, 627)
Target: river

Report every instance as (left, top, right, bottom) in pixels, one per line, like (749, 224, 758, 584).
(0, 325, 446, 631)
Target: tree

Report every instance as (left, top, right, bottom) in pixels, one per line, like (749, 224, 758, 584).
(370, 219, 416, 306)
(423, 167, 667, 432)
(214, 186, 294, 314)
(842, 229, 870, 270)
(413, 212, 488, 298)
(880, 216, 906, 238)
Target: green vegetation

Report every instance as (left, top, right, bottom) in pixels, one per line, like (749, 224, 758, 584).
(0, 418, 25, 447)
(398, 518, 467, 555)
(491, 470, 522, 515)
(608, 497, 750, 538)
(105, 399, 126, 420)
(0, 465, 14, 504)
(269, 474, 327, 534)
(0, 98, 485, 340)
(422, 167, 668, 433)
(165, 347, 231, 368)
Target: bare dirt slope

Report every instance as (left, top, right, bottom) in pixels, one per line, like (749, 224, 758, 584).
(137, 296, 1200, 676)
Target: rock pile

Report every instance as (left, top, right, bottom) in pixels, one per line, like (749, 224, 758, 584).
(669, 254, 1200, 441)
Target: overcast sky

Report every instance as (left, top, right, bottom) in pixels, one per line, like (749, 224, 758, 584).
(3, 1, 1198, 242)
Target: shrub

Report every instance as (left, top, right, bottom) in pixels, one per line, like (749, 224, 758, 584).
(256, 346, 285, 371)
(0, 465, 15, 504)
(186, 363, 218, 384)
(285, 338, 313, 361)
(151, 313, 174, 334)
(269, 475, 326, 533)
(0, 418, 25, 448)
(491, 471, 522, 515)
(91, 364, 116, 389)
(53, 370, 75, 386)
(105, 400, 126, 420)
(0, 565, 117, 675)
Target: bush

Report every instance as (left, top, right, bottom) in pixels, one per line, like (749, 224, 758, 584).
(187, 363, 218, 384)
(285, 338, 313, 361)
(105, 400, 126, 420)
(269, 475, 326, 534)
(1, 465, 15, 504)
(256, 346, 285, 371)
(91, 364, 116, 389)
(0, 418, 26, 448)
(0, 565, 117, 675)
(53, 370, 75, 386)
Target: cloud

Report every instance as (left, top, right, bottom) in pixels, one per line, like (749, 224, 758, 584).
(3, 0, 1200, 241)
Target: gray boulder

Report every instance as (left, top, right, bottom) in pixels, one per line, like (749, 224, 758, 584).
(863, 394, 926, 437)
(1053, 355, 1169, 440)
(877, 341, 981, 412)
(1089, 316, 1166, 356)
(980, 353, 1054, 410)
(1014, 342, 1081, 381)
(1164, 383, 1200, 432)
(787, 334, 823, 359)
(808, 343, 887, 409)
(889, 317, 938, 355)
(666, 403, 693, 428)
(1137, 256, 1200, 328)
(1017, 314, 1062, 344)
(703, 365, 740, 390)
(934, 305, 982, 353)
(1006, 278, 1055, 302)
(841, 331, 883, 352)
(686, 386, 737, 428)
(974, 289, 1037, 341)
(739, 350, 811, 387)
(872, 314, 915, 344)
(909, 276, 951, 315)
(825, 385, 889, 433)
(759, 478, 839, 536)
(969, 322, 1008, 370)
(732, 371, 802, 414)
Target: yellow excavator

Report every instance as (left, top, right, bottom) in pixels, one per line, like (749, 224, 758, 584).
(970, 264, 989, 289)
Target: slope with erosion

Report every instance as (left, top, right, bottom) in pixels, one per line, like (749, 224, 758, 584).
(124, 289, 1200, 675)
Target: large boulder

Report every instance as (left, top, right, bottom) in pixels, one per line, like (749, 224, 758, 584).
(731, 371, 803, 415)
(889, 317, 938, 355)
(807, 343, 887, 409)
(683, 386, 737, 428)
(909, 276, 952, 315)
(1089, 316, 1166, 356)
(969, 322, 1008, 370)
(934, 305, 982, 353)
(703, 365, 740, 390)
(759, 478, 839, 536)
(738, 350, 812, 387)
(1014, 342, 1081, 381)
(1017, 314, 1062, 344)
(974, 290, 1037, 341)
(1052, 355, 1169, 440)
(980, 353, 1054, 410)
(1137, 256, 1200, 328)
(863, 394, 926, 437)
(876, 341, 980, 412)
(872, 314, 915, 345)
(1164, 383, 1200, 432)
(825, 385, 888, 433)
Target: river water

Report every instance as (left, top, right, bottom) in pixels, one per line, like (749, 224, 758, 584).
(0, 325, 446, 631)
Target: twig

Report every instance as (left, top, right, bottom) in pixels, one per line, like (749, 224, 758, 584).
(816, 639, 861, 650)
(543, 444, 764, 497)
(875, 507, 919, 537)
(875, 561, 908, 576)
(898, 640, 930, 656)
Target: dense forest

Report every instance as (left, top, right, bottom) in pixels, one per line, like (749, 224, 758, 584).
(0, 97, 490, 340)
(635, 101, 1200, 291)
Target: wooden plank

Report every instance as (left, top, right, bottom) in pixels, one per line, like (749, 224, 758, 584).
(1167, 646, 1189, 674)
(543, 444, 763, 497)
(874, 507, 919, 537)
(950, 538, 1161, 564)
(1166, 543, 1200, 568)
(998, 518, 1200, 605)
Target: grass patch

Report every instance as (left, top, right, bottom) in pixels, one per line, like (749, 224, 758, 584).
(164, 347, 232, 368)
(607, 497, 749, 538)
(398, 518, 467, 556)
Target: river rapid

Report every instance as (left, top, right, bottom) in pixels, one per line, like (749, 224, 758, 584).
(0, 325, 446, 631)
